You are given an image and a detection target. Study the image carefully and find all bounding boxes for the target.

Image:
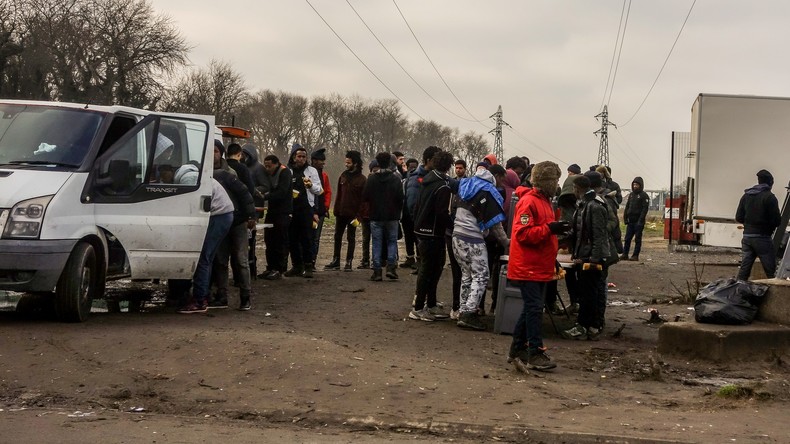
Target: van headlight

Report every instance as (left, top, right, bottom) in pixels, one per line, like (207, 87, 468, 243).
(2, 195, 53, 239)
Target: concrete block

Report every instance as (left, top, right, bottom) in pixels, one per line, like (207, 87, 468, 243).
(658, 321, 790, 362)
(753, 278, 790, 324)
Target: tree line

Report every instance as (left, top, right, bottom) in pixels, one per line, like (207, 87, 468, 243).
(0, 0, 491, 163)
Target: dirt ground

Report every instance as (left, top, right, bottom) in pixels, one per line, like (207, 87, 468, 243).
(1, 231, 788, 443)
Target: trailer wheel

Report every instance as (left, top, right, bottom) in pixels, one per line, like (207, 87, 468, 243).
(54, 242, 98, 322)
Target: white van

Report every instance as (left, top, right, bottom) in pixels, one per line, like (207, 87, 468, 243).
(0, 100, 216, 322)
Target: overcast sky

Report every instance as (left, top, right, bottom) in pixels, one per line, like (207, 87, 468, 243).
(150, 0, 790, 189)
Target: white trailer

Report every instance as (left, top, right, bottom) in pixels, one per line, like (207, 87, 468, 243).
(687, 93, 790, 247)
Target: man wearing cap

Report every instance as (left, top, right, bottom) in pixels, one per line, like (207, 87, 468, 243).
(310, 148, 332, 270)
(736, 169, 781, 280)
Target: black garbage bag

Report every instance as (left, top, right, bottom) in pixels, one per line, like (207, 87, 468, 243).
(693, 278, 769, 325)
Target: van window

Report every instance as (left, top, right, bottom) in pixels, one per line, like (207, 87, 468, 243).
(0, 104, 102, 168)
(92, 116, 208, 198)
(95, 119, 155, 195)
(154, 118, 206, 186)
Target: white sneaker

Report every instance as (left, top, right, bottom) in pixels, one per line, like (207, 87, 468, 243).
(450, 309, 460, 320)
(561, 324, 587, 340)
(408, 308, 435, 322)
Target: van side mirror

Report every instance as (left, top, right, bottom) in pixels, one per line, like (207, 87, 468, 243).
(97, 159, 130, 192)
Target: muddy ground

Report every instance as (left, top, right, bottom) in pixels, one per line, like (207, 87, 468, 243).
(1, 232, 788, 443)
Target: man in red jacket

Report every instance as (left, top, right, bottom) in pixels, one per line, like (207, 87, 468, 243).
(506, 161, 567, 372)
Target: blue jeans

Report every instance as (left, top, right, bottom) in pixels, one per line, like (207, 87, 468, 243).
(623, 222, 644, 257)
(511, 281, 546, 353)
(370, 220, 399, 270)
(193, 212, 233, 304)
(737, 235, 776, 280)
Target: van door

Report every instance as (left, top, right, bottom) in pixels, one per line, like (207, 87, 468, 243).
(85, 114, 214, 279)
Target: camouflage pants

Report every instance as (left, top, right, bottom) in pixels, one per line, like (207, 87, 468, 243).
(451, 237, 489, 314)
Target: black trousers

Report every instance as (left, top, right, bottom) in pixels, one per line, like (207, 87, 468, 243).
(264, 212, 290, 273)
(288, 210, 313, 267)
(414, 236, 446, 310)
(333, 215, 357, 261)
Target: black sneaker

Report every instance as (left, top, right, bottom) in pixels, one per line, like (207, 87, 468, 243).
(357, 261, 370, 270)
(264, 270, 282, 280)
(370, 269, 383, 281)
(324, 258, 341, 270)
(284, 266, 304, 277)
(399, 256, 416, 269)
(514, 350, 556, 372)
(457, 312, 485, 331)
(239, 298, 251, 311)
(385, 266, 398, 280)
(343, 261, 353, 272)
(208, 299, 228, 309)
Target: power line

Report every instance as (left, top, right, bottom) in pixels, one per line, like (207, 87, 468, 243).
(606, 0, 631, 107)
(505, 126, 567, 165)
(611, 126, 664, 186)
(305, 0, 425, 120)
(392, 0, 485, 124)
(619, 0, 697, 127)
(345, 0, 480, 123)
(600, 0, 628, 111)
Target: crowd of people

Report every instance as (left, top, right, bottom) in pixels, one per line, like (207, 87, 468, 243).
(175, 140, 658, 375)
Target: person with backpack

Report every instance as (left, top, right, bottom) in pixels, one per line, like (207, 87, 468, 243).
(451, 168, 509, 330)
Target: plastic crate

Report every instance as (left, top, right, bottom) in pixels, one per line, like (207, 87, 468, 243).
(493, 263, 523, 335)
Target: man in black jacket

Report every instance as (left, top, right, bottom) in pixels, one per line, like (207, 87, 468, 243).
(736, 169, 781, 280)
(242, 143, 267, 278)
(563, 175, 611, 340)
(259, 155, 293, 281)
(409, 150, 454, 321)
(211, 144, 257, 311)
(621, 176, 650, 261)
(362, 152, 404, 281)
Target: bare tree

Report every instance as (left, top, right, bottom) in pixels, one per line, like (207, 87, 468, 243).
(163, 60, 249, 124)
(3, 0, 188, 106)
(450, 131, 490, 165)
(237, 90, 307, 160)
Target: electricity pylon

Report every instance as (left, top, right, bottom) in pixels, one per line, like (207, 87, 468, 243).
(489, 105, 510, 161)
(594, 105, 616, 167)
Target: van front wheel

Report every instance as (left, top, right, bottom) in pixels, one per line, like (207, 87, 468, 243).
(55, 242, 97, 322)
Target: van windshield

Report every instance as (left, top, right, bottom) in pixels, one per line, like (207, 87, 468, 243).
(0, 104, 104, 168)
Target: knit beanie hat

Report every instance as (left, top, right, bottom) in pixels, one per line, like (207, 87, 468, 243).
(584, 170, 603, 189)
(311, 148, 326, 160)
(567, 163, 581, 175)
(757, 169, 774, 186)
(530, 161, 561, 193)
